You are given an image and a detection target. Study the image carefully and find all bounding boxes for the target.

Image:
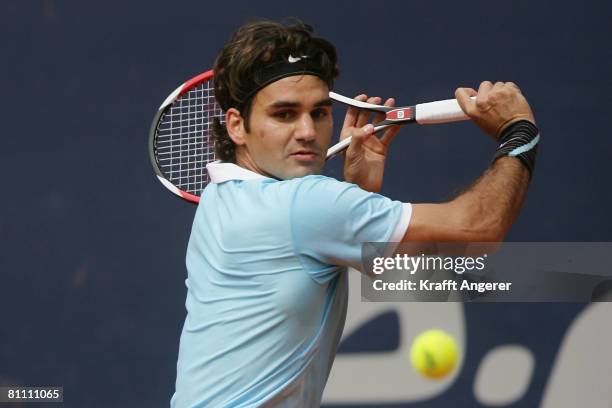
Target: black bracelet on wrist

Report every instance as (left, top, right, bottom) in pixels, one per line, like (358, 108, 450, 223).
(492, 120, 540, 176)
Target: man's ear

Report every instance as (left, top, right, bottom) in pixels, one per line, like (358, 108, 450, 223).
(226, 108, 246, 146)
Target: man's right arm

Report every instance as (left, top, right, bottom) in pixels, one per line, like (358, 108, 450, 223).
(402, 81, 537, 243)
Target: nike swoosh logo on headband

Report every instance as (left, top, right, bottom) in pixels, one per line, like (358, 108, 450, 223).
(288, 55, 308, 63)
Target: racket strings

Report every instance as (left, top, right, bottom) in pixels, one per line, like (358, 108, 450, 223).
(154, 80, 224, 196)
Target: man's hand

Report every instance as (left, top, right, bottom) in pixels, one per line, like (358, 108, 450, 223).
(455, 81, 535, 139)
(404, 81, 537, 244)
(341, 95, 400, 192)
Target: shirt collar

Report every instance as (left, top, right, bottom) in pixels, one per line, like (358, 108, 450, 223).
(206, 161, 270, 184)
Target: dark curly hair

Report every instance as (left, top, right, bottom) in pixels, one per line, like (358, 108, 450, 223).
(212, 20, 340, 162)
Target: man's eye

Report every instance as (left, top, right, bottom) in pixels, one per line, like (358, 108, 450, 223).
(312, 109, 329, 119)
(274, 111, 293, 120)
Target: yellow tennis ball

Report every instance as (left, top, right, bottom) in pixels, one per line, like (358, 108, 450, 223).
(410, 329, 459, 379)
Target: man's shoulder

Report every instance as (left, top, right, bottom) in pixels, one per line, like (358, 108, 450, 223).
(202, 174, 370, 211)
(285, 175, 386, 220)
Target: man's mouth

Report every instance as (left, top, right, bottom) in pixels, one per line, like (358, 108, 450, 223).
(290, 150, 319, 161)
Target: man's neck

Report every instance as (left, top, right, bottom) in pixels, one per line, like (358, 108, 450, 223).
(234, 150, 276, 179)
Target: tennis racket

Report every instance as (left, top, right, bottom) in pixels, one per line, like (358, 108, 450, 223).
(149, 70, 471, 203)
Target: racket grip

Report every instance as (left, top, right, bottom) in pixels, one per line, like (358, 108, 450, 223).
(415, 96, 475, 124)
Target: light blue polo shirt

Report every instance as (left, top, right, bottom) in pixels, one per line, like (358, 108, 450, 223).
(171, 162, 411, 408)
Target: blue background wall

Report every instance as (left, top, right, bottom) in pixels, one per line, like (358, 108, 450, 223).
(1, 0, 611, 406)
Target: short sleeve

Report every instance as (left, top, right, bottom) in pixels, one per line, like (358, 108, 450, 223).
(288, 176, 412, 282)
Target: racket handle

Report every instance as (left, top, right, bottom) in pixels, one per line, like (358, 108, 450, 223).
(326, 96, 476, 159)
(415, 96, 475, 124)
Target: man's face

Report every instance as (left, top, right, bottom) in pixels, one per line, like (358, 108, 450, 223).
(240, 75, 333, 180)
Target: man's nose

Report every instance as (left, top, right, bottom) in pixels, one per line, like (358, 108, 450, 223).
(294, 114, 316, 142)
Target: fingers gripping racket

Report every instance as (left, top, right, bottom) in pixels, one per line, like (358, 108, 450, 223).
(149, 70, 471, 203)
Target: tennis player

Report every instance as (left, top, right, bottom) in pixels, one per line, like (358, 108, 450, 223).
(171, 20, 538, 407)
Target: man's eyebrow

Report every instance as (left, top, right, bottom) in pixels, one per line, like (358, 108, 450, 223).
(315, 98, 333, 107)
(267, 98, 334, 109)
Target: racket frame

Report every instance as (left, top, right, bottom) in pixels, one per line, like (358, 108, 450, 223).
(148, 70, 217, 204)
